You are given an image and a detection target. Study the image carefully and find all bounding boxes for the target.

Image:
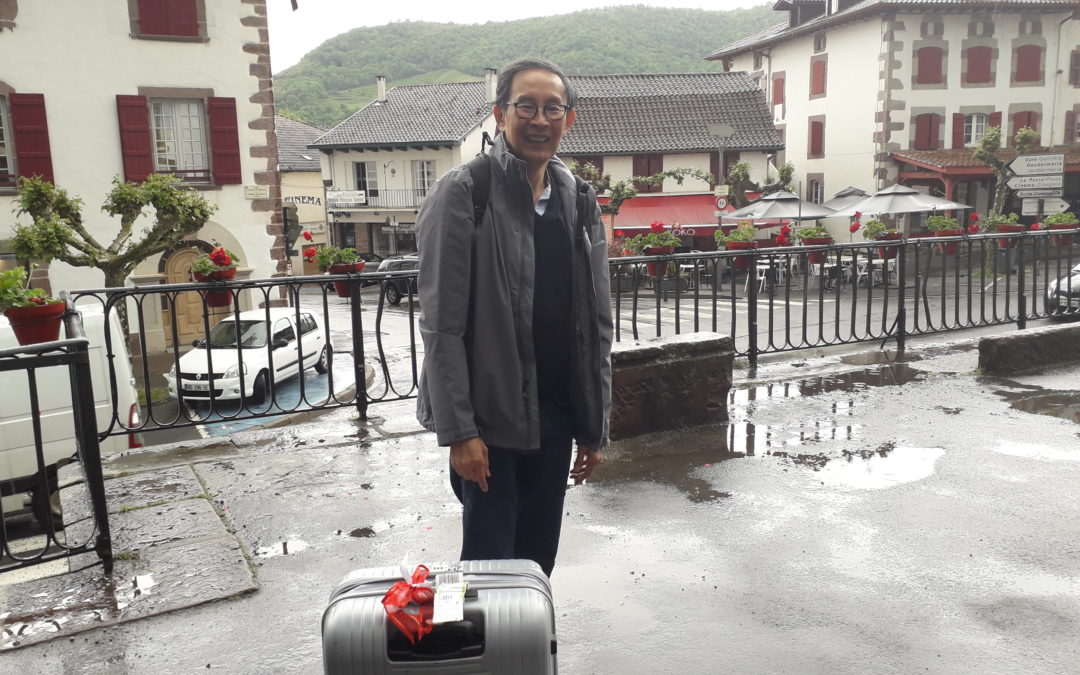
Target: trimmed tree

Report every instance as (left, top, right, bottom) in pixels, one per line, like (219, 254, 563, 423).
(972, 125, 1038, 216)
(568, 161, 717, 228)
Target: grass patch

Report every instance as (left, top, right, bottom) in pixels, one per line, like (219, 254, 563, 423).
(114, 550, 139, 561)
(137, 386, 171, 407)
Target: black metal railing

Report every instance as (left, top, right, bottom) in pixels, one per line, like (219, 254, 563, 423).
(1, 305, 113, 575)
(327, 188, 429, 211)
(65, 227, 1078, 441)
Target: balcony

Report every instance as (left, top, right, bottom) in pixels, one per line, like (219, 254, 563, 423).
(326, 188, 429, 211)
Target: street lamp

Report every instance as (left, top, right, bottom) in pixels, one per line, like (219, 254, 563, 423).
(708, 123, 736, 227)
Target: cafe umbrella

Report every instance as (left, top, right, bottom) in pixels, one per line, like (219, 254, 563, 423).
(722, 190, 837, 221)
(830, 184, 971, 218)
(822, 186, 871, 213)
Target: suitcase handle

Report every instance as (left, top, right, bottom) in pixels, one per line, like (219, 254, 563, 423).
(387, 614, 485, 662)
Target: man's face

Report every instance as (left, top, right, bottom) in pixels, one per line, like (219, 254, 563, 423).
(494, 68, 576, 170)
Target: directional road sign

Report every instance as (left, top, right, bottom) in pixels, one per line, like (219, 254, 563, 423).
(1008, 153, 1065, 176)
(1007, 174, 1064, 190)
(1015, 188, 1064, 198)
(1022, 198, 1070, 217)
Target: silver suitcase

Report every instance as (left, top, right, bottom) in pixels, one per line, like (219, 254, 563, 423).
(322, 559, 558, 674)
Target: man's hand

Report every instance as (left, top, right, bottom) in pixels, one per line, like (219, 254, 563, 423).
(570, 445, 603, 485)
(450, 437, 490, 492)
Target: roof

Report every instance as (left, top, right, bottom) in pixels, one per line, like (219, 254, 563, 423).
(892, 146, 1080, 172)
(275, 115, 324, 172)
(560, 73, 783, 155)
(705, 0, 1079, 60)
(310, 81, 488, 150)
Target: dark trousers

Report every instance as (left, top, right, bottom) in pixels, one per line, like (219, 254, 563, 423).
(449, 404, 575, 577)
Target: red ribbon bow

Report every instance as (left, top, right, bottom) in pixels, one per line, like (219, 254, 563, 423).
(382, 565, 435, 644)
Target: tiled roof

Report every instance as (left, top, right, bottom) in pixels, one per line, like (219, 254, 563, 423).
(892, 146, 1080, 170)
(706, 0, 1078, 60)
(561, 73, 783, 154)
(310, 81, 488, 149)
(275, 115, 324, 172)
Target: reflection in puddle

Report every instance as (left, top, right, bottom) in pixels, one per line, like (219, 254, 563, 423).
(840, 351, 924, 367)
(997, 389, 1080, 425)
(815, 446, 944, 489)
(731, 364, 924, 407)
(992, 441, 1080, 463)
(254, 540, 310, 558)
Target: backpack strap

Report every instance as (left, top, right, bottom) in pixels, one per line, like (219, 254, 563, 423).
(574, 175, 592, 240)
(466, 153, 491, 227)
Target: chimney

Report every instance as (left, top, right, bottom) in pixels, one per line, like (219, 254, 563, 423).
(484, 68, 497, 105)
(376, 75, 387, 102)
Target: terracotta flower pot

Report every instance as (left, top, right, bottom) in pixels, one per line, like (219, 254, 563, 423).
(874, 232, 902, 259)
(995, 223, 1025, 249)
(801, 237, 833, 264)
(643, 246, 674, 276)
(329, 261, 366, 297)
(4, 301, 66, 345)
(1047, 223, 1075, 248)
(933, 229, 963, 256)
(193, 267, 237, 282)
(203, 289, 234, 308)
(725, 241, 758, 271)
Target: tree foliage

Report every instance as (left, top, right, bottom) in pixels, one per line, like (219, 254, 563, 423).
(724, 160, 795, 208)
(275, 5, 780, 127)
(568, 161, 717, 228)
(973, 125, 1039, 215)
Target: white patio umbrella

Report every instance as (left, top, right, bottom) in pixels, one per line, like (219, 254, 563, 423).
(822, 187, 871, 213)
(722, 190, 836, 221)
(831, 184, 971, 217)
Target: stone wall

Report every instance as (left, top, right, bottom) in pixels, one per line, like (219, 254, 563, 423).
(978, 323, 1080, 375)
(610, 332, 735, 440)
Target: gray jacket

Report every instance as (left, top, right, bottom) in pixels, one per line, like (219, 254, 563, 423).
(415, 135, 613, 451)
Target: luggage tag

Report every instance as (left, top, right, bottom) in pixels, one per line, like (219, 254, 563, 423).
(432, 570, 467, 624)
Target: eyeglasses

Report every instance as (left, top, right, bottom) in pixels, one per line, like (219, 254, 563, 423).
(507, 101, 570, 121)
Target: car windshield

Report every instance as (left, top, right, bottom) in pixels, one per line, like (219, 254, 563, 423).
(205, 320, 268, 348)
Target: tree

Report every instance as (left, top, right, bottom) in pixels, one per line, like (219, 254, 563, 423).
(568, 161, 716, 228)
(724, 160, 795, 208)
(973, 125, 1038, 215)
(11, 174, 218, 290)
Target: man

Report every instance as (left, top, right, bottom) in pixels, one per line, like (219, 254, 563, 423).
(415, 58, 613, 577)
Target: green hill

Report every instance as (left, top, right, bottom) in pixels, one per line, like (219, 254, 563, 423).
(275, 4, 779, 127)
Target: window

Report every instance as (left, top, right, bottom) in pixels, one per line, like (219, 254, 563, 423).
(813, 33, 826, 53)
(1011, 111, 1039, 142)
(116, 94, 239, 185)
(965, 46, 993, 84)
(354, 162, 379, 198)
(753, 52, 763, 70)
(135, 0, 200, 38)
(1069, 51, 1080, 86)
(964, 113, 988, 146)
(808, 119, 825, 158)
(921, 18, 943, 38)
(151, 99, 208, 181)
(412, 160, 436, 196)
(915, 47, 944, 84)
(632, 154, 663, 193)
(272, 319, 295, 346)
(1015, 44, 1043, 83)
(772, 75, 785, 105)
(0, 93, 54, 188)
(913, 113, 942, 150)
(809, 180, 823, 204)
(298, 314, 318, 336)
(810, 59, 827, 97)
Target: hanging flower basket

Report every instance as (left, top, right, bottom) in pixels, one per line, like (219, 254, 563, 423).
(4, 301, 67, 345)
(933, 229, 963, 256)
(643, 246, 674, 276)
(801, 237, 833, 264)
(725, 241, 758, 271)
(329, 261, 366, 298)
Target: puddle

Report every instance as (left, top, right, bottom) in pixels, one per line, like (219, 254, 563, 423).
(815, 446, 944, 489)
(997, 389, 1080, 425)
(991, 441, 1080, 462)
(731, 364, 924, 406)
(840, 351, 923, 367)
(253, 540, 310, 558)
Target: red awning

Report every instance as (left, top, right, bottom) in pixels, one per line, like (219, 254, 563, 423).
(599, 194, 725, 231)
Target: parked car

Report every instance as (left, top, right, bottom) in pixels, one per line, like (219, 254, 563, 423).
(1046, 261, 1080, 313)
(357, 252, 384, 265)
(165, 308, 329, 405)
(377, 255, 419, 305)
(1, 305, 143, 528)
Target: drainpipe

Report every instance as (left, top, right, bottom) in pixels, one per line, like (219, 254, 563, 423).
(1047, 13, 1074, 146)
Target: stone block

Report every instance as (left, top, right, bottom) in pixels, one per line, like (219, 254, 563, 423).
(978, 324, 1080, 375)
(610, 332, 734, 440)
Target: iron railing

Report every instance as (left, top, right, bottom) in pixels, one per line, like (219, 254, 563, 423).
(327, 188, 429, 211)
(66, 228, 1078, 441)
(0, 305, 113, 574)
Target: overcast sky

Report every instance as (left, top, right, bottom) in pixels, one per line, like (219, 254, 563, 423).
(266, 0, 770, 73)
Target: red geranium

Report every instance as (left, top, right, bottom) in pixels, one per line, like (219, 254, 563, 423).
(776, 234, 791, 246)
(649, 221, 666, 234)
(208, 247, 232, 267)
(849, 221, 861, 234)
(614, 229, 626, 238)
(967, 223, 980, 234)
(853, 211, 862, 220)
(970, 212, 980, 222)
(303, 246, 317, 262)
(779, 224, 793, 236)
(302, 230, 313, 241)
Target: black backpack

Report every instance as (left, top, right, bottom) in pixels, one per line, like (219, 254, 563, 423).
(466, 152, 592, 235)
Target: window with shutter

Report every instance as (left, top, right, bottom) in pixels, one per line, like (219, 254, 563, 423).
(0, 97, 13, 187)
(965, 46, 993, 84)
(810, 60, 827, 96)
(573, 155, 604, 174)
(1011, 111, 1038, 137)
(8, 93, 54, 184)
(1070, 51, 1080, 86)
(915, 47, 944, 84)
(913, 113, 941, 150)
(116, 95, 154, 183)
(1014, 44, 1042, 83)
(808, 120, 825, 157)
(136, 0, 199, 38)
(964, 113, 988, 146)
(1065, 111, 1077, 144)
(772, 75, 785, 105)
(207, 97, 241, 185)
(989, 111, 1002, 129)
(633, 154, 662, 193)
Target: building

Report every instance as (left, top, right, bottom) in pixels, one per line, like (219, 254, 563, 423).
(275, 114, 327, 275)
(309, 73, 497, 258)
(706, 0, 1080, 228)
(0, 0, 281, 351)
(560, 72, 784, 249)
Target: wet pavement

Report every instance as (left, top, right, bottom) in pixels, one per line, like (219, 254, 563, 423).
(2, 328, 1080, 673)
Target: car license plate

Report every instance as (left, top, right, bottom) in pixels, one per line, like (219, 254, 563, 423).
(185, 382, 210, 391)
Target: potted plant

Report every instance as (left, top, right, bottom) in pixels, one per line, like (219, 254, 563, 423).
(625, 221, 682, 276)
(715, 221, 759, 271)
(926, 214, 962, 255)
(862, 218, 901, 259)
(0, 267, 66, 345)
(980, 212, 1023, 249)
(794, 223, 834, 264)
(608, 230, 639, 293)
(191, 244, 240, 307)
(1038, 212, 1078, 247)
(304, 243, 363, 297)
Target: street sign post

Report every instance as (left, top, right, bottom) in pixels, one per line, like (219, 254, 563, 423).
(1015, 188, 1064, 198)
(1006, 174, 1064, 190)
(1007, 153, 1065, 176)
(1022, 198, 1069, 217)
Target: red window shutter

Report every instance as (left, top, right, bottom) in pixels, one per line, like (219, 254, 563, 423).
(809, 121, 824, 156)
(773, 76, 784, 105)
(208, 97, 242, 185)
(952, 113, 966, 149)
(916, 47, 943, 84)
(1013, 111, 1036, 133)
(1065, 111, 1077, 144)
(966, 46, 992, 84)
(1015, 45, 1042, 82)
(810, 61, 826, 95)
(989, 111, 1002, 129)
(1071, 52, 1080, 86)
(914, 114, 939, 151)
(116, 95, 153, 183)
(9, 93, 55, 183)
(138, 0, 197, 37)
(929, 114, 941, 149)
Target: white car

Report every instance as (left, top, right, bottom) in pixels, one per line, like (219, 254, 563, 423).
(165, 308, 330, 404)
(1046, 262, 1080, 313)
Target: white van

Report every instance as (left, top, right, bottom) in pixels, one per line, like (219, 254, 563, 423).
(0, 305, 142, 526)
